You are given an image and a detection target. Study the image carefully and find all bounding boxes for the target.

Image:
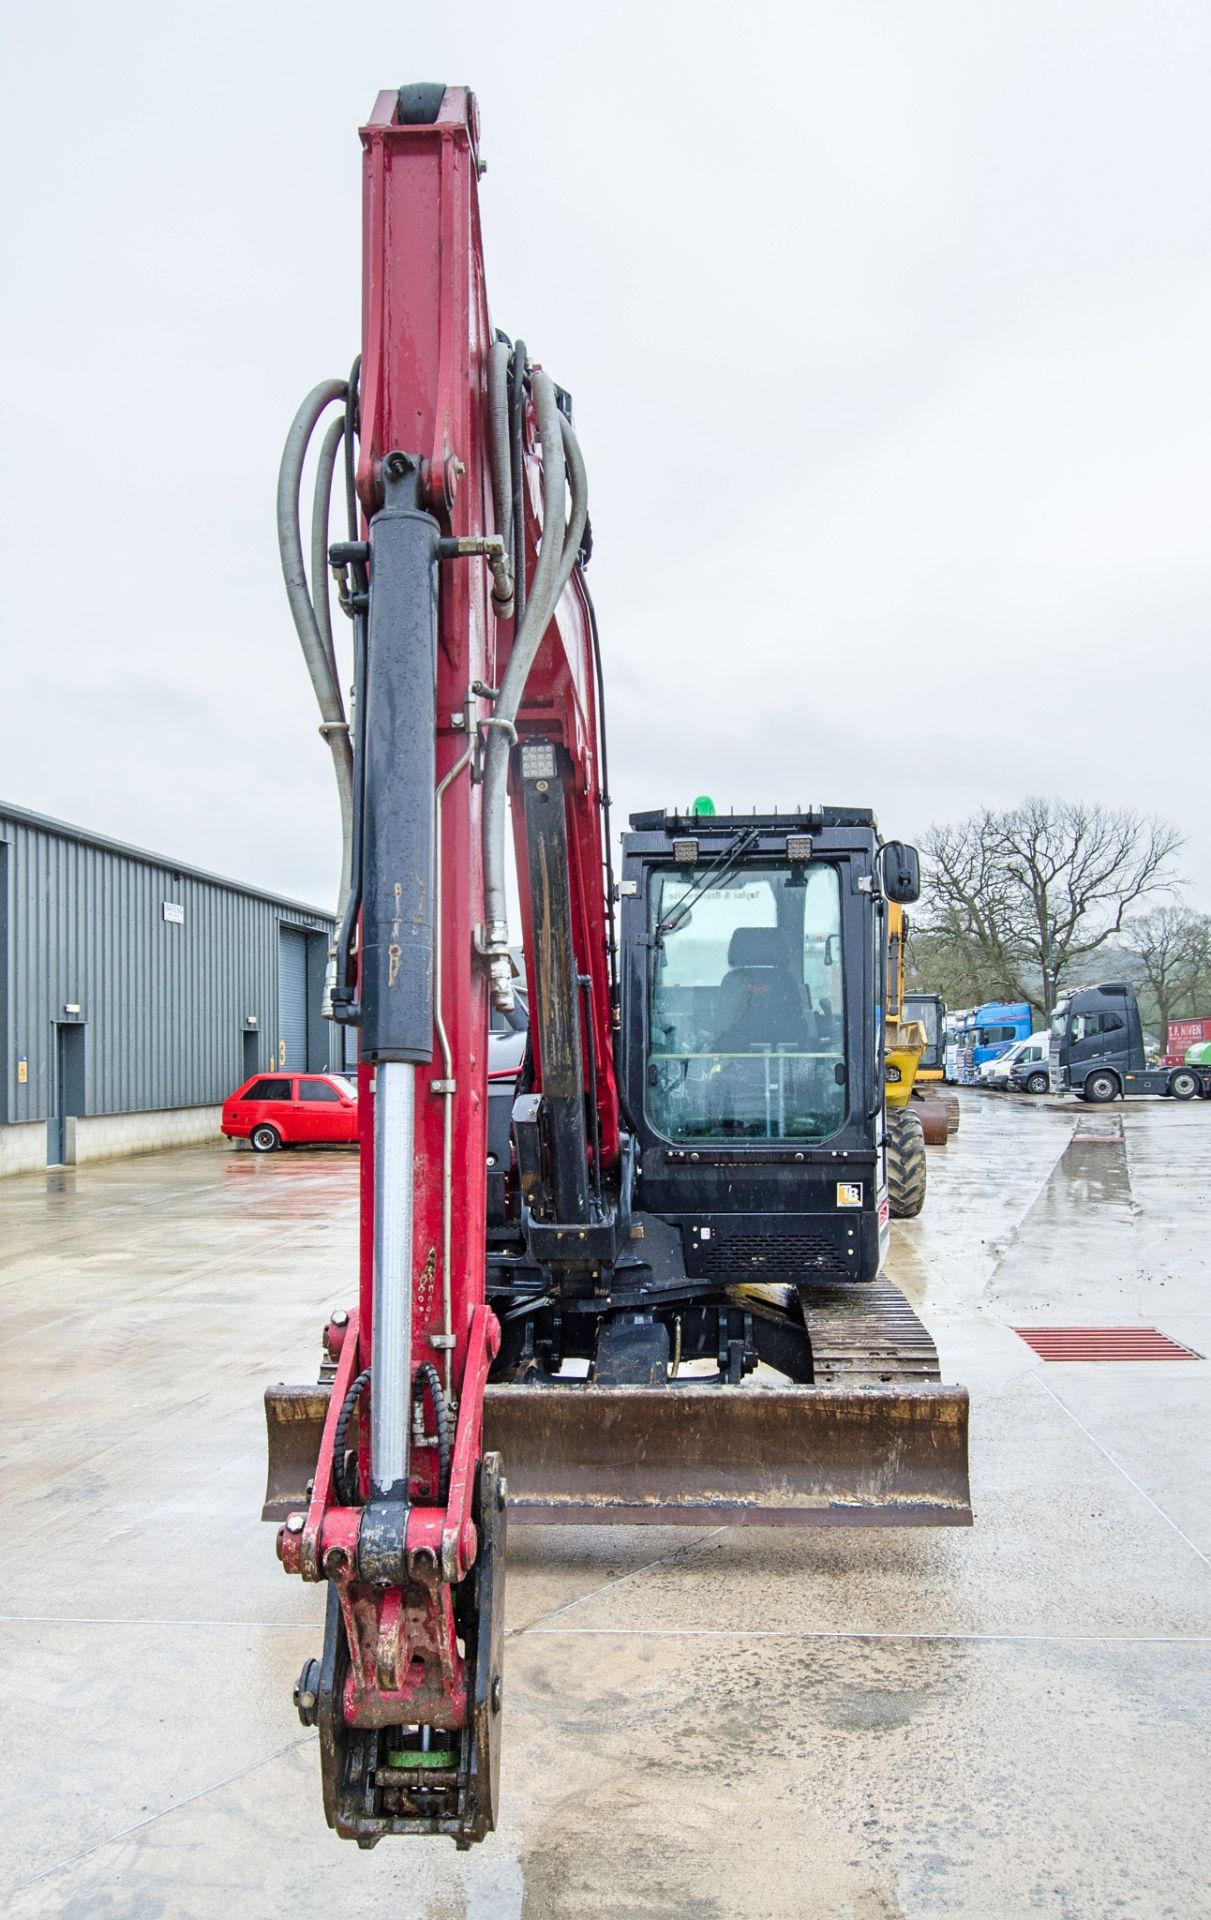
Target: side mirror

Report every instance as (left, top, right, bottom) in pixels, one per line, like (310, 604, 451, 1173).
(882, 841, 921, 905)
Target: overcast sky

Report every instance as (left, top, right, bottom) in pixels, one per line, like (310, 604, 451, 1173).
(2, 1, 1208, 915)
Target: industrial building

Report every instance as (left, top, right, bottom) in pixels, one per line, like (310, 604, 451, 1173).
(0, 802, 339, 1175)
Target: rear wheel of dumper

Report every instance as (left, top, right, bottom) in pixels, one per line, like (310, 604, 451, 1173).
(886, 1106, 927, 1219)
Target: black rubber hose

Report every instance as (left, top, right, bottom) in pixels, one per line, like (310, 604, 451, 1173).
(343, 353, 361, 541)
(509, 341, 528, 633)
(332, 1368, 371, 1505)
(413, 1363, 452, 1504)
(580, 573, 644, 1137)
(583, 579, 617, 1003)
(333, 355, 366, 1005)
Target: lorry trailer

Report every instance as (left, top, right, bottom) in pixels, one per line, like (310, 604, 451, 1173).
(1164, 1016, 1211, 1066)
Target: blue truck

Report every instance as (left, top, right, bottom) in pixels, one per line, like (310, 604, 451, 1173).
(965, 1001, 1034, 1082)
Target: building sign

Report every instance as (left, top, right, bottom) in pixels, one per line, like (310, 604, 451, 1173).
(17, 1055, 27, 1084)
(163, 901, 185, 924)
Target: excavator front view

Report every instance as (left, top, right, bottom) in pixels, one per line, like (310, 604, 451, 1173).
(264, 83, 970, 1849)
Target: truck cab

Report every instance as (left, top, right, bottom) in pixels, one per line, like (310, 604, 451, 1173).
(969, 1001, 1033, 1078)
(1051, 982, 1140, 1095)
(1051, 982, 1210, 1102)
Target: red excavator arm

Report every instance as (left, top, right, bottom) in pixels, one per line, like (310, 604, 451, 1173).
(265, 79, 971, 1853)
(266, 82, 616, 1847)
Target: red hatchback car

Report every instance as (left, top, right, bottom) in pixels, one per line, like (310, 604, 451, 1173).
(222, 1073, 358, 1152)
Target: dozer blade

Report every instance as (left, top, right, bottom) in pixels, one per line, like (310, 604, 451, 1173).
(482, 1382, 971, 1527)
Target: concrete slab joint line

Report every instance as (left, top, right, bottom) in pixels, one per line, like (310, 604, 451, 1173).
(9, 1735, 315, 1897)
(1033, 1372, 1211, 1569)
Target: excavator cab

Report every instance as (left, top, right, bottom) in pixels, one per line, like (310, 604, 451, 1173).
(621, 810, 890, 1284)
(479, 808, 970, 1527)
(267, 809, 970, 1535)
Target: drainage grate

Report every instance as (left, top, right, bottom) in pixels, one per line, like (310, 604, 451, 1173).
(1014, 1327, 1203, 1362)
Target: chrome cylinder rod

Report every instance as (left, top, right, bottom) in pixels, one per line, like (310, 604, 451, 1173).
(370, 1061, 414, 1499)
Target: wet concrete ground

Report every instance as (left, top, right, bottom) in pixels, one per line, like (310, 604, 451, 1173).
(2, 1090, 1209, 1917)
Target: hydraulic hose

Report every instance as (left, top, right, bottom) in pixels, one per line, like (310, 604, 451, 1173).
(481, 368, 589, 1004)
(413, 1362, 452, 1503)
(310, 414, 345, 711)
(332, 1367, 371, 1505)
(277, 378, 355, 918)
(509, 341, 528, 634)
(343, 355, 361, 543)
(310, 413, 354, 906)
(487, 339, 513, 560)
(555, 412, 588, 601)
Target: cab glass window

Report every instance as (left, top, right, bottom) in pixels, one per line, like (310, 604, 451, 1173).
(1072, 1011, 1126, 1042)
(646, 864, 845, 1141)
(914, 1001, 939, 1047)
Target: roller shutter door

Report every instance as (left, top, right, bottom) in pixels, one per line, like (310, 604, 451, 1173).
(278, 927, 308, 1070)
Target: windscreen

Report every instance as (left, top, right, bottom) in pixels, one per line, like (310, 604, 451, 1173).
(978, 1024, 1017, 1046)
(646, 864, 846, 1141)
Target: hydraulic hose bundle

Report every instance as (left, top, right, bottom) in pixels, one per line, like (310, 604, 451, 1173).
(480, 352, 589, 1007)
(276, 377, 358, 915)
(278, 345, 593, 1016)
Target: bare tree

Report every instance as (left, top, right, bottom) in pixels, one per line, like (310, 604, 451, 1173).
(919, 798, 1184, 1017)
(916, 811, 1028, 1004)
(904, 925, 996, 1010)
(1122, 905, 1211, 1043)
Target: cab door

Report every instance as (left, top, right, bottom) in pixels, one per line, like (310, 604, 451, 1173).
(295, 1076, 351, 1141)
(1070, 1007, 1130, 1080)
(334, 1081, 359, 1141)
(290, 1077, 323, 1141)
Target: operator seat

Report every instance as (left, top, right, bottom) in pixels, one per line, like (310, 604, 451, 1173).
(712, 927, 812, 1054)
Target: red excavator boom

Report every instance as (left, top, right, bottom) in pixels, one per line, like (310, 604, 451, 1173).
(266, 82, 619, 1846)
(265, 81, 971, 1853)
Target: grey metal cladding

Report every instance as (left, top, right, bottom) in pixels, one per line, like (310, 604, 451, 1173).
(0, 804, 338, 1124)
